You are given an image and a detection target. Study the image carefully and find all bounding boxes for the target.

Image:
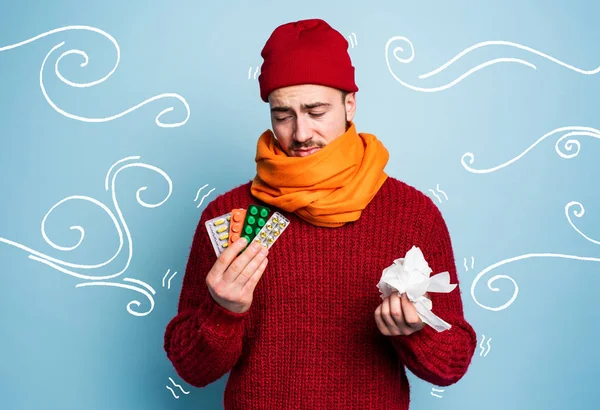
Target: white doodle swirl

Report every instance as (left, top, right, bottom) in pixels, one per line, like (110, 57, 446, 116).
(385, 37, 600, 92)
(471, 201, 600, 311)
(565, 201, 599, 245)
(461, 126, 600, 174)
(471, 252, 600, 311)
(1, 155, 171, 280)
(0, 25, 190, 127)
(76, 278, 156, 317)
(0, 156, 171, 316)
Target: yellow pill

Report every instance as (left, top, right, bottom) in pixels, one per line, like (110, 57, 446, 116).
(279, 222, 286, 228)
(267, 237, 274, 243)
(273, 229, 280, 236)
(260, 231, 267, 238)
(219, 233, 229, 240)
(266, 223, 272, 230)
(222, 242, 228, 248)
(227, 215, 231, 220)
(273, 217, 279, 224)
(214, 218, 226, 226)
(217, 226, 227, 233)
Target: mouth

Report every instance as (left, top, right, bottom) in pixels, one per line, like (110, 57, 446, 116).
(293, 147, 321, 157)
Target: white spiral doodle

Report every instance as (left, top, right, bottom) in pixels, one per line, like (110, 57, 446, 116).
(76, 278, 156, 317)
(471, 252, 600, 311)
(461, 126, 600, 174)
(565, 201, 600, 245)
(0, 25, 190, 127)
(385, 37, 600, 92)
(471, 201, 600, 311)
(0, 156, 172, 316)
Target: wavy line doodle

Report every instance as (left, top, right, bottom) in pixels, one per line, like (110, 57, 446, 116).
(166, 377, 190, 399)
(162, 268, 178, 290)
(0, 156, 172, 316)
(248, 66, 261, 80)
(463, 256, 475, 272)
(430, 387, 444, 398)
(479, 334, 492, 357)
(347, 32, 357, 49)
(194, 184, 215, 208)
(471, 201, 600, 311)
(0, 25, 190, 128)
(385, 37, 600, 92)
(428, 184, 448, 203)
(461, 126, 600, 174)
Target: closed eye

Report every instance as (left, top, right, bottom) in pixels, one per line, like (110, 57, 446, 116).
(274, 112, 325, 122)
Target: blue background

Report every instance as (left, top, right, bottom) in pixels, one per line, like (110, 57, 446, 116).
(1, 0, 599, 409)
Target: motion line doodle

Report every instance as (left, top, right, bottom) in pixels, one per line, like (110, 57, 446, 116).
(0, 156, 173, 316)
(162, 269, 178, 290)
(479, 334, 492, 357)
(461, 126, 600, 174)
(0, 25, 190, 128)
(194, 184, 215, 208)
(166, 377, 190, 399)
(471, 201, 600, 311)
(385, 37, 600, 92)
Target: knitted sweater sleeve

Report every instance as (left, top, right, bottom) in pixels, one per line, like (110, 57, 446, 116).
(164, 202, 249, 387)
(391, 199, 477, 386)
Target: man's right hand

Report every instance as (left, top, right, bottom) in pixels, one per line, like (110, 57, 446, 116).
(206, 237, 269, 314)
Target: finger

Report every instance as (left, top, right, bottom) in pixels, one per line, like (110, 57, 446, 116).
(381, 295, 399, 330)
(213, 237, 251, 278)
(235, 244, 269, 286)
(400, 293, 421, 328)
(222, 240, 264, 283)
(242, 256, 269, 293)
(374, 304, 390, 336)
(389, 292, 405, 329)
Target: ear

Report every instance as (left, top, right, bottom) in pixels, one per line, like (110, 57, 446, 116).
(345, 92, 356, 122)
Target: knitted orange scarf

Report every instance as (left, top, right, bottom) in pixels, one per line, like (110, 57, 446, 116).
(250, 121, 389, 228)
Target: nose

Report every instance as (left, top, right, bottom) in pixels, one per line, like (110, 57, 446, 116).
(293, 116, 312, 143)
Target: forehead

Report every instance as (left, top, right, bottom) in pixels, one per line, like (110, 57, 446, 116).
(269, 84, 338, 107)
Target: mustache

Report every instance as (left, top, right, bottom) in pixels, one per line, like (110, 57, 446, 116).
(289, 141, 325, 150)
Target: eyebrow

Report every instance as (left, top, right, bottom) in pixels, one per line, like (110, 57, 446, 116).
(270, 102, 332, 113)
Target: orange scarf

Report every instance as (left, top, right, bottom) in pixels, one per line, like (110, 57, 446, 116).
(250, 121, 389, 228)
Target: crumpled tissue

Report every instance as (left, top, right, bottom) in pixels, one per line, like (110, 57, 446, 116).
(376, 245, 457, 332)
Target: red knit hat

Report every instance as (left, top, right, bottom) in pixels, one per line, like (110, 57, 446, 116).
(258, 18, 359, 102)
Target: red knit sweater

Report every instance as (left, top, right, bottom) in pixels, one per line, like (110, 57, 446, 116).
(164, 177, 477, 409)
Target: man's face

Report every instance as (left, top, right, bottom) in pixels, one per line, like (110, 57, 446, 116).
(268, 84, 356, 157)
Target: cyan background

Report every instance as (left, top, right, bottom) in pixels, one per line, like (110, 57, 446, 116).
(1, 0, 599, 409)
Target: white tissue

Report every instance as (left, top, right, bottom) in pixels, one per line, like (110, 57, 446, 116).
(376, 245, 457, 332)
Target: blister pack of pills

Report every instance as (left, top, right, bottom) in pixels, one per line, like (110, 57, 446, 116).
(240, 204, 271, 244)
(205, 213, 231, 256)
(205, 205, 290, 256)
(252, 212, 290, 249)
(228, 208, 247, 246)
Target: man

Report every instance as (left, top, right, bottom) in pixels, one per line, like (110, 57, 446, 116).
(164, 18, 476, 409)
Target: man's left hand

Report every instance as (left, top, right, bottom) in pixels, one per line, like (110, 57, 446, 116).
(374, 291, 428, 336)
